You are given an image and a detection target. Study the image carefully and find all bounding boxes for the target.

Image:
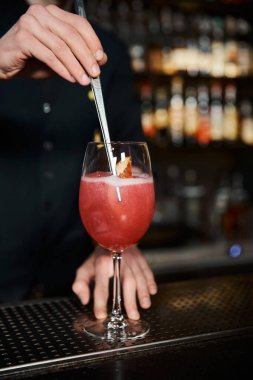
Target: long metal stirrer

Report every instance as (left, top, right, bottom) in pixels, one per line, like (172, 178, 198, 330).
(74, 0, 121, 202)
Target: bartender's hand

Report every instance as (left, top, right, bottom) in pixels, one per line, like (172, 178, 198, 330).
(0, 4, 107, 83)
(72, 245, 158, 320)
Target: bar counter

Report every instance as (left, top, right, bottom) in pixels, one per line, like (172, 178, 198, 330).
(1, 256, 253, 380)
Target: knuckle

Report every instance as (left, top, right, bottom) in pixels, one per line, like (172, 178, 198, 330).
(123, 275, 136, 289)
(27, 4, 46, 18)
(77, 16, 90, 29)
(53, 40, 68, 56)
(46, 4, 58, 13)
(96, 254, 110, 267)
(15, 29, 29, 45)
(135, 270, 145, 283)
(17, 14, 33, 31)
(65, 28, 79, 43)
(148, 280, 156, 288)
(95, 286, 107, 298)
(139, 290, 149, 299)
(126, 303, 137, 313)
(44, 51, 57, 66)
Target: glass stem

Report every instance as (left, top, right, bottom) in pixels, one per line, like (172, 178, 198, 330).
(111, 252, 124, 321)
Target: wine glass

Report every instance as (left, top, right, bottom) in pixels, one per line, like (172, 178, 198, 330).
(79, 141, 155, 342)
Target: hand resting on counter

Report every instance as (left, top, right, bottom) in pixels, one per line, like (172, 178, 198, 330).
(72, 245, 158, 320)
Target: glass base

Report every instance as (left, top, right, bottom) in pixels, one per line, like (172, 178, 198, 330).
(83, 315, 150, 342)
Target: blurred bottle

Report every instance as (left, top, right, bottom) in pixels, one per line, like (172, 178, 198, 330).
(212, 175, 231, 241)
(116, 1, 131, 45)
(211, 17, 225, 77)
(240, 100, 253, 145)
(197, 84, 211, 145)
(223, 173, 252, 251)
(163, 165, 182, 225)
(186, 14, 200, 77)
(154, 86, 169, 147)
(184, 86, 198, 145)
(140, 82, 156, 139)
(147, 7, 162, 73)
(152, 165, 185, 246)
(128, 0, 147, 73)
(224, 15, 239, 78)
(97, 0, 113, 30)
(169, 77, 184, 146)
(210, 82, 224, 144)
(160, 6, 174, 75)
(238, 42, 252, 77)
(181, 169, 207, 240)
(170, 11, 186, 74)
(198, 14, 212, 76)
(223, 84, 238, 142)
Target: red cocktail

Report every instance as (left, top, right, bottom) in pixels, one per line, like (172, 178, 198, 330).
(79, 173, 154, 252)
(79, 141, 155, 341)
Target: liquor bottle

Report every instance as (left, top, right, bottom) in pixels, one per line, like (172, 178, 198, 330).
(223, 84, 238, 142)
(170, 11, 186, 74)
(223, 173, 252, 253)
(128, 0, 147, 73)
(198, 14, 212, 76)
(199, 37, 211, 76)
(210, 82, 224, 143)
(237, 18, 252, 76)
(163, 165, 183, 226)
(140, 82, 156, 139)
(160, 6, 174, 75)
(115, 0, 131, 45)
(197, 84, 211, 145)
(224, 40, 239, 78)
(212, 174, 231, 241)
(169, 77, 184, 146)
(238, 42, 252, 77)
(181, 169, 207, 240)
(97, 0, 113, 31)
(224, 15, 239, 78)
(186, 14, 199, 77)
(240, 100, 253, 145)
(154, 86, 169, 146)
(211, 17, 225, 77)
(184, 86, 198, 145)
(147, 7, 162, 73)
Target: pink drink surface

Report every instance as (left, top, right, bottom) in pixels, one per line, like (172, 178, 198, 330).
(79, 172, 155, 251)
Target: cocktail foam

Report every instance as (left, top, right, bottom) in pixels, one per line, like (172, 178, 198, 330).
(82, 174, 153, 187)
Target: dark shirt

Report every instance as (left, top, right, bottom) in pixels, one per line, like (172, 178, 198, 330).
(0, 0, 143, 302)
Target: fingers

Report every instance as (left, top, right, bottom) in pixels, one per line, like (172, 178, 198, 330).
(125, 253, 152, 310)
(93, 254, 112, 319)
(72, 258, 94, 305)
(43, 7, 100, 80)
(47, 5, 105, 61)
(122, 247, 158, 319)
(22, 4, 106, 84)
(136, 253, 158, 296)
(131, 264, 151, 309)
(72, 247, 157, 324)
(17, 16, 78, 83)
(122, 265, 140, 320)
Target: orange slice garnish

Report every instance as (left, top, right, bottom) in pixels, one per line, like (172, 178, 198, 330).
(116, 156, 132, 178)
